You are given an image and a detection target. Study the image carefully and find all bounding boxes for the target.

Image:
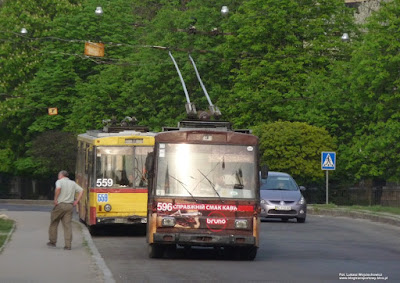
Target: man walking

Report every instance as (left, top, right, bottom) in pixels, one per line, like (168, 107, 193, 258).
(47, 170, 83, 250)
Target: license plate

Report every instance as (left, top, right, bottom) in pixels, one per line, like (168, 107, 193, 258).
(114, 218, 124, 223)
(275, 205, 291, 211)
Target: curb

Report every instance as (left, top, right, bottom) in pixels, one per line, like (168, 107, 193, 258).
(74, 220, 116, 283)
(0, 221, 16, 254)
(0, 199, 53, 206)
(308, 207, 400, 227)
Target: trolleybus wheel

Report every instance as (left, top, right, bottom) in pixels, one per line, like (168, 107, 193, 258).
(231, 247, 258, 261)
(244, 246, 258, 261)
(148, 244, 164, 258)
(88, 225, 99, 236)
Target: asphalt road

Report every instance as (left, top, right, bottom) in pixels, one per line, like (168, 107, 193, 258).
(2, 204, 399, 283)
(92, 216, 400, 283)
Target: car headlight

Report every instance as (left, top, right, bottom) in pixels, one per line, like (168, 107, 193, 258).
(261, 199, 266, 204)
(298, 196, 306, 205)
(161, 217, 176, 227)
(235, 219, 248, 229)
(104, 204, 112, 212)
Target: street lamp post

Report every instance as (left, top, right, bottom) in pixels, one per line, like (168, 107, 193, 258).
(341, 33, 350, 42)
(221, 6, 229, 16)
(95, 6, 103, 16)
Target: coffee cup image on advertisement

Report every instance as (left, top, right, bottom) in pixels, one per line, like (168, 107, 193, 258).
(157, 209, 201, 229)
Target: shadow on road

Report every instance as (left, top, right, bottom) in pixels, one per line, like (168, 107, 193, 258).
(89, 224, 146, 237)
(153, 246, 262, 261)
(260, 218, 299, 224)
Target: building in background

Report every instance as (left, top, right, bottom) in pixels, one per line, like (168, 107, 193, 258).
(345, 0, 387, 24)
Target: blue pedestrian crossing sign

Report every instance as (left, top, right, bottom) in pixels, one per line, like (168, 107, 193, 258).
(321, 152, 336, 170)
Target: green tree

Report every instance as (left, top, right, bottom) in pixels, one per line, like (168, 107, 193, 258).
(253, 121, 336, 185)
(219, 0, 357, 128)
(0, 0, 81, 174)
(338, 0, 400, 182)
(68, 0, 236, 131)
(15, 131, 77, 177)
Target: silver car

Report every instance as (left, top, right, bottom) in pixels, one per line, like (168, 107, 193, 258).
(260, 171, 307, 223)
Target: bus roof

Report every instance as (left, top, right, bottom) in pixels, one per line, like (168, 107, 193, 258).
(155, 129, 258, 145)
(78, 130, 156, 146)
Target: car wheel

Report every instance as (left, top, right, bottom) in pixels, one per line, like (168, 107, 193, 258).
(148, 244, 164, 258)
(297, 217, 306, 223)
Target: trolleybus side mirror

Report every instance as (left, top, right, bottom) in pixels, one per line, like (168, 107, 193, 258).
(261, 165, 268, 179)
(145, 152, 154, 178)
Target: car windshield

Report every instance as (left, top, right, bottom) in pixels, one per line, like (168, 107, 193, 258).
(155, 143, 257, 199)
(95, 146, 153, 188)
(260, 175, 298, 191)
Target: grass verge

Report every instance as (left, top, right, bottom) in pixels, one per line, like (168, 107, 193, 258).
(311, 204, 400, 215)
(0, 218, 15, 251)
(0, 235, 7, 247)
(0, 219, 14, 232)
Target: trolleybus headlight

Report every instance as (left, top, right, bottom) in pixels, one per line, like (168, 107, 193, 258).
(235, 219, 248, 229)
(161, 217, 176, 227)
(104, 204, 112, 212)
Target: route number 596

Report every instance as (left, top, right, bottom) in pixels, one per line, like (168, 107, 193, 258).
(157, 202, 173, 211)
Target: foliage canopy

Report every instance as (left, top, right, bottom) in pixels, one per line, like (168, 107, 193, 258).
(0, 0, 398, 186)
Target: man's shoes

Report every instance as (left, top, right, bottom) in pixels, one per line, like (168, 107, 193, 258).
(64, 246, 71, 250)
(47, 242, 56, 247)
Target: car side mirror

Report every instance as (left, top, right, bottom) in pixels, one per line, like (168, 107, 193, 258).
(299, 186, 306, 191)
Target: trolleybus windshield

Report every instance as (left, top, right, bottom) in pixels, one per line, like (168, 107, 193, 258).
(155, 143, 257, 199)
(96, 146, 152, 188)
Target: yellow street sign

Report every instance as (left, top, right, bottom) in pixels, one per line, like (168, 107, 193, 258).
(84, 42, 105, 57)
(48, 108, 58, 115)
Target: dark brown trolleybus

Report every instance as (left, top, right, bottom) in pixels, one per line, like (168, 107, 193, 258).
(146, 120, 261, 260)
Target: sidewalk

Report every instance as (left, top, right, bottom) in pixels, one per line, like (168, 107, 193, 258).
(308, 205, 400, 226)
(0, 210, 104, 283)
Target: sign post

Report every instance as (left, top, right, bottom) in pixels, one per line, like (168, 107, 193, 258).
(326, 170, 329, 205)
(321, 152, 336, 204)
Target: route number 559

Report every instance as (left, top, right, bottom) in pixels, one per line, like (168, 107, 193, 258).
(96, 178, 113, 187)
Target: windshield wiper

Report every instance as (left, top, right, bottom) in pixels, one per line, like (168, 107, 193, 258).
(267, 188, 288, 191)
(235, 168, 244, 187)
(197, 169, 222, 202)
(169, 175, 198, 202)
(192, 162, 220, 193)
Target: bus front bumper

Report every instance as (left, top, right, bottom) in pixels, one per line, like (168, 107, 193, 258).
(96, 216, 147, 224)
(153, 233, 256, 247)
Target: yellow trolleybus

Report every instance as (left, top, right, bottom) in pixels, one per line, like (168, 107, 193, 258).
(76, 121, 155, 231)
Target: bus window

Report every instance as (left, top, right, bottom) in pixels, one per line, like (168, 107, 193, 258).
(95, 147, 134, 188)
(76, 141, 84, 177)
(134, 147, 153, 187)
